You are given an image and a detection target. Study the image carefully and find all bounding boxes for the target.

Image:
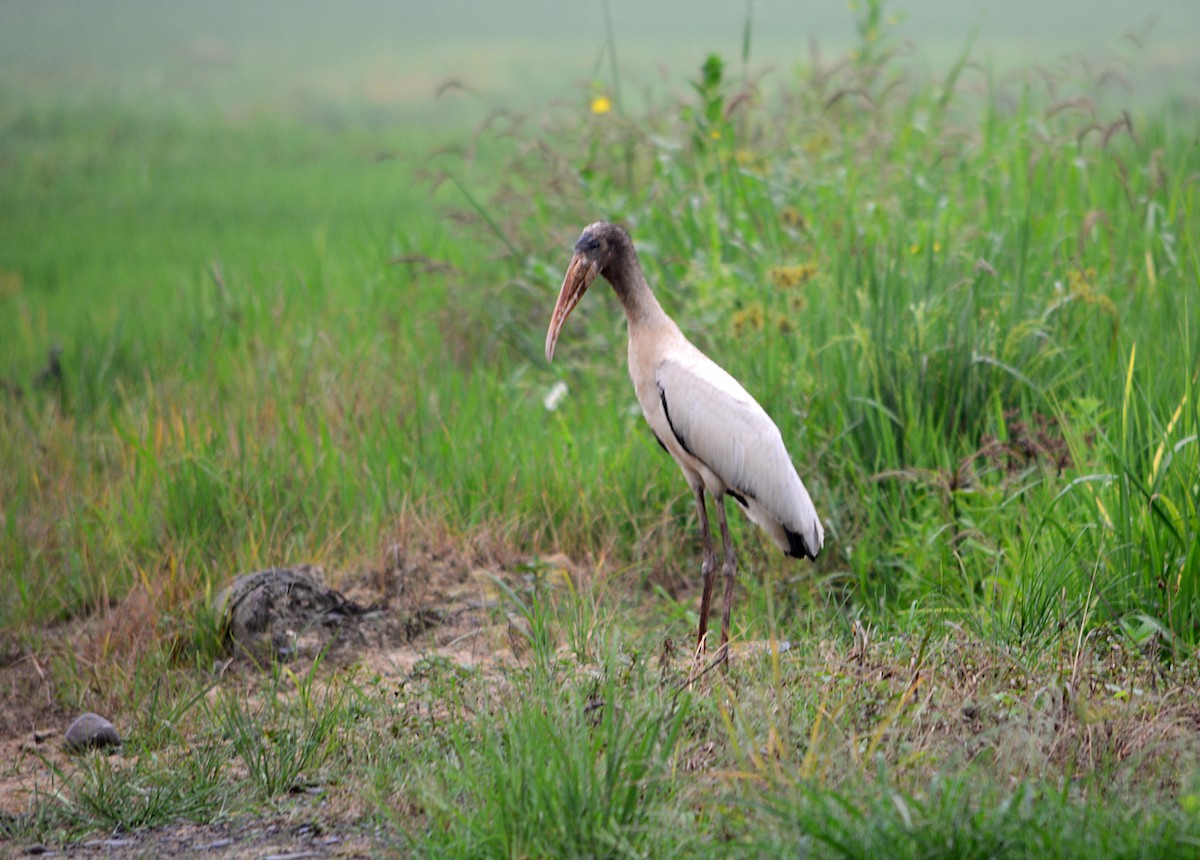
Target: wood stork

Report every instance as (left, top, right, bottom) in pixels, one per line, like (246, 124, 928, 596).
(545, 221, 824, 660)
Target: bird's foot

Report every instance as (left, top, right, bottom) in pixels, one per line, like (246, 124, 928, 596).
(680, 638, 730, 690)
(682, 635, 707, 690)
(714, 641, 730, 671)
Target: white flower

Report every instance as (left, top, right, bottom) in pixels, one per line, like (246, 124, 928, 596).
(543, 380, 569, 411)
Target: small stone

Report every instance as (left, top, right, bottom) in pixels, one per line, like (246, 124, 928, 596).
(64, 712, 121, 753)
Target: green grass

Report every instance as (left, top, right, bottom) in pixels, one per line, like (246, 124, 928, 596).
(434, 16, 1200, 647)
(3, 0, 1200, 853)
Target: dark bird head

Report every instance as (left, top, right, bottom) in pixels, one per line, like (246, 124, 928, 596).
(545, 221, 633, 361)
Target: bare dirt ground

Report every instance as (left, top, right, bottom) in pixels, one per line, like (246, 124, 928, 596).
(4, 528, 1200, 857)
(0, 529, 571, 857)
(12, 820, 379, 859)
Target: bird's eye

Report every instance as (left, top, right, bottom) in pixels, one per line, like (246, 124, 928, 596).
(578, 236, 601, 254)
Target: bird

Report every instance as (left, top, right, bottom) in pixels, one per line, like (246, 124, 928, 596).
(545, 221, 824, 662)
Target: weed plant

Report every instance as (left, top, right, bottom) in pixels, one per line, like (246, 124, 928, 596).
(437, 1, 1200, 648)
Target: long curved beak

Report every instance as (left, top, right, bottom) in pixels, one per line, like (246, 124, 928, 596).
(545, 253, 599, 361)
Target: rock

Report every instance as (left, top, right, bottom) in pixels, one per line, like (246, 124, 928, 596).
(211, 566, 373, 663)
(64, 712, 121, 753)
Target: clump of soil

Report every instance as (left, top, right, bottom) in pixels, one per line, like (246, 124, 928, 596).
(212, 565, 379, 664)
(203, 525, 576, 678)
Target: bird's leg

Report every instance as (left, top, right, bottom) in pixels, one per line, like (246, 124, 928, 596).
(715, 494, 738, 661)
(693, 485, 718, 656)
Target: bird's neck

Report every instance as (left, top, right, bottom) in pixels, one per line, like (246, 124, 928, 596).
(606, 256, 670, 331)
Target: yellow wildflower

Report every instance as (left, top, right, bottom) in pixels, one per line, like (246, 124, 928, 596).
(779, 207, 807, 230)
(735, 149, 766, 173)
(1068, 267, 1097, 291)
(767, 263, 818, 289)
(1066, 267, 1117, 318)
(709, 128, 722, 140)
(590, 95, 612, 115)
(731, 303, 766, 337)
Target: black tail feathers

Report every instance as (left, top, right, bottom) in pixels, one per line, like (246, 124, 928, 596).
(784, 525, 817, 561)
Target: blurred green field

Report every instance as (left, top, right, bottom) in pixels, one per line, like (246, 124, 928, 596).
(2, 1, 1200, 855)
(3, 0, 1198, 113)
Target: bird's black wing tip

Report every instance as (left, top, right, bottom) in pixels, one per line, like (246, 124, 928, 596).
(784, 526, 818, 561)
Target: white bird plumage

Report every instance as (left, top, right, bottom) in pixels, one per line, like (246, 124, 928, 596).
(649, 351, 824, 559)
(545, 221, 824, 661)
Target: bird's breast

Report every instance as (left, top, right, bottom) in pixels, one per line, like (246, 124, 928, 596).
(626, 329, 711, 480)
